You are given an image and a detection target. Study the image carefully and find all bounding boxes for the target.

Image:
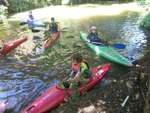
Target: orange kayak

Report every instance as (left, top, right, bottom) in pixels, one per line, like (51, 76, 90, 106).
(0, 36, 28, 56)
(43, 31, 60, 49)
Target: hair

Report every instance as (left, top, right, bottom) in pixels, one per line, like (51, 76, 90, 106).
(29, 11, 32, 15)
(51, 17, 55, 21)
(72, 53, 83, 63)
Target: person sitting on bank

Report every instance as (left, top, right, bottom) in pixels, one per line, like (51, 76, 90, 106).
(49, 17, 59, 33)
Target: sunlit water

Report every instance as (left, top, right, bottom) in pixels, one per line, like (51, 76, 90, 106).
(0, 6, 148, 113)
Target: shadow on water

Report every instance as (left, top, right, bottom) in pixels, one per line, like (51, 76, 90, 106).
(0, 10, 148, 113)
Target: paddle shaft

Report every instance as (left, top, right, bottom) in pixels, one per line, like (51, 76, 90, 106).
(117, 95, 130, 113)
(31, 27, 68, 33)
(89, 41, 125, 49)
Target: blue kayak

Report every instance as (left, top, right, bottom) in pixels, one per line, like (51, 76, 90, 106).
(20, 19, 45, 28)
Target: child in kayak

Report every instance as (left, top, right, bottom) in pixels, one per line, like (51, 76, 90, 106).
(59, 53, 91, 89)
(69, 53, 91, 87)
(49, 17, 59, 33)
(87, 26, 108, 45)
(87, 26, 102, 43)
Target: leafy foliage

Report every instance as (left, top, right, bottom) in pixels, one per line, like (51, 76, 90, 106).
(0, 5, 8, 22)
(140, 12, 150, 29)
(7, 0, 134, 13)
(8, 0, 61, 13)
(0, 5, 7, 15)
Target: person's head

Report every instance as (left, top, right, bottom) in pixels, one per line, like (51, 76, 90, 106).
(51, 17, 55, 22)
(29, 11, 33, 16)
(90, 26, 97, 33)
(72, 53, 83, 64)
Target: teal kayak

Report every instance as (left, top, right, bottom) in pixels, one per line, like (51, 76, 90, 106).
(80, 31, 132, 67)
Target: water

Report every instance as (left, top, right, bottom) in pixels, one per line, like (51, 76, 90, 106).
(0, 10, 148, 112)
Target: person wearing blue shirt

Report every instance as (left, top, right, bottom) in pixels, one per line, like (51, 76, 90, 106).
(27, 11, 34, 28)
(49, 17, 58, 33)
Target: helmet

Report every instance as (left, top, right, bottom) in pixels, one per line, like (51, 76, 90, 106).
(90, 26, 97, 30)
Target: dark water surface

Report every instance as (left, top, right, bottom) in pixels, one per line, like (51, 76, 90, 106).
(0, 11, 148, 112)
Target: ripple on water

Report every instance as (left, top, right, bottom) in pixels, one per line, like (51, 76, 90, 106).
(119, 14, 147, 60)
(0, 76, 44, 110)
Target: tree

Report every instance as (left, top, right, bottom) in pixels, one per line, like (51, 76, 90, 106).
(0, 0, 9, 6)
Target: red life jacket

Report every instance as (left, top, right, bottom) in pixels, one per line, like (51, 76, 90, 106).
(71, 63, 80, 73)
(71, 61, 89, 73)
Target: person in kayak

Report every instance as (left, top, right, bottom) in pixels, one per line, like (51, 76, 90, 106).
(27, 11, 34, 28)
(49, 17, 59, 33)
(87, 26, 102, 43)
(87, 26, 108, 45)
(68, 53, 91, 87)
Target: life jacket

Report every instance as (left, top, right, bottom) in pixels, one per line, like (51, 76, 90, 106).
(71, 61, 89, 73)
(49, 22, 58, 33)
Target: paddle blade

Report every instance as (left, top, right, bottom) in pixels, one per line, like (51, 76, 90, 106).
(20, 21, 27, 25)
(31, 29, 41, 33)
(112, 43, 126, 49)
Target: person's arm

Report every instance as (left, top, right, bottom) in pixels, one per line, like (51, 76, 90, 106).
(87, 33, 91, 40)
(69, 70, 75, 77)
(74, 71, 82, 81)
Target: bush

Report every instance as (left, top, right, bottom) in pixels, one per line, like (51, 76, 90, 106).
(140, 12, 150, 29)
(0, 5, 8, 22)
(7, 0, 61, 13)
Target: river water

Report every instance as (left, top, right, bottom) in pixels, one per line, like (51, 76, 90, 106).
(0, 8, 148, 113)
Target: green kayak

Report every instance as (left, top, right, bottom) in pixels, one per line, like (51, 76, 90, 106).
(80, 31, 132, 67)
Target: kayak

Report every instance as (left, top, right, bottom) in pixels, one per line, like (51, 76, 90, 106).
(28, 20, 45, 28)
(20, 63, 110, 113)
(43, 31, 60, 49)
(0, 36, 28, 56)
(80, 31, 132, 67)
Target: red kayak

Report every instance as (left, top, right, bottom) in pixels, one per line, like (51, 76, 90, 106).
(20, 63, 110, 113)
(0, 36, 28, 56)
(43, 31, 60, 49)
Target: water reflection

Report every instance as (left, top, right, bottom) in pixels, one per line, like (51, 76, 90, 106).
(120, 13, 147, 60)
(0, 67, 44, 110)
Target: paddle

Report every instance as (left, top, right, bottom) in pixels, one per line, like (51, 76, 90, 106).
(31, 28, 44, 32)
(94, 31, 126, 49)
(89, 41, 126, 49)
(19, 21, 27, 26)
(112, 43, 126, 49)
(31, 27, 69, 33)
